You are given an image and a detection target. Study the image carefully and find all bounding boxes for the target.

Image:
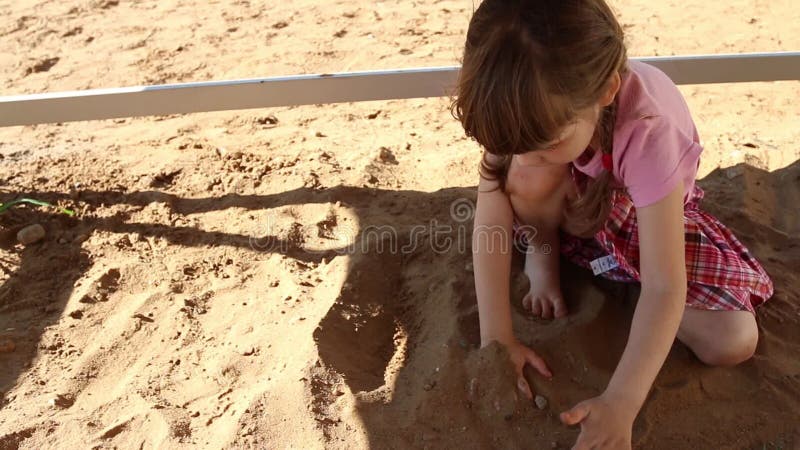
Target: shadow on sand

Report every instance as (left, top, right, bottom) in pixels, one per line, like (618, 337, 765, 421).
(0, 161, 798, 449)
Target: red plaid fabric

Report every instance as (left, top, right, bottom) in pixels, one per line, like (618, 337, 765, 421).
(513, 172, 774, 313)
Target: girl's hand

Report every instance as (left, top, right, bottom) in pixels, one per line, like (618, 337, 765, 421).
(560, 393, 637, 450)
(492, 338, 553, 400)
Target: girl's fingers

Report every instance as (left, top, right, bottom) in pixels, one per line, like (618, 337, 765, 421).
(553, 296, 569, 318)
(524, 348, 553, 378)
(517, 376, 533, 400)
(522, 293, 532, 311)
(561, 401, 591, 425)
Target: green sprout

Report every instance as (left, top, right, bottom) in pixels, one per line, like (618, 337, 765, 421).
(0, 198, 75, 216)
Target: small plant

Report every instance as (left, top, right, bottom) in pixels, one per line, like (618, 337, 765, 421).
(0, 198, 75, 216)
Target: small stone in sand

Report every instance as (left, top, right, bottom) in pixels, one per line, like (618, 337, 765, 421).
(535, 395, 548, 410)
(467, 377, 478, 399)
(17, 224, 46, 245)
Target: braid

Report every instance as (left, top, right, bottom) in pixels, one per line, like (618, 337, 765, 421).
(600, 100, 617, 161)
(562, 99, 620, 238)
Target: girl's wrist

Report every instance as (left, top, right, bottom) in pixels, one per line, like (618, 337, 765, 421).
(480, 330, 516, 348)
(601, 387, 644, 419)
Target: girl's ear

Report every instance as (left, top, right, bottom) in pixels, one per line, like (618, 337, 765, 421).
(598, 71, 622, 107)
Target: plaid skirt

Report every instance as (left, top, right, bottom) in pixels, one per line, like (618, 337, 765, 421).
(512, 177, 774, 313)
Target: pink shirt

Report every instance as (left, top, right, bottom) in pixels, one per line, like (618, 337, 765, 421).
(573, 60, 703, 208)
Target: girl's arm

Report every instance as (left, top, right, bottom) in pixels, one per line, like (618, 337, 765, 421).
(561, 180, 687, 447)
(472, 171, 516, 346)
(473, 167, 552, 398)
(603, 179, 687, 412)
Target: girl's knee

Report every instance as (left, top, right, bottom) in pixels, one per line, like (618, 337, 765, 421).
(692, 313, 758, 367)
(507, 163, 572, 230)
(506, 162, 570, 202)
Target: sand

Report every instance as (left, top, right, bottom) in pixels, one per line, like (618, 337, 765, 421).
(1, 0, 799, 449)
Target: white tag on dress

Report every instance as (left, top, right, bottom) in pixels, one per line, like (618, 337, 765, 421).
(590, 254, 619, 276)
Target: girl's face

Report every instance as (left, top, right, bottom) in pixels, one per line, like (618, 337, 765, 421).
(514, 103, 602, 167)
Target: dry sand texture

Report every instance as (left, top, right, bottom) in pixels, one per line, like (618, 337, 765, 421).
(0, 1, 799, 449)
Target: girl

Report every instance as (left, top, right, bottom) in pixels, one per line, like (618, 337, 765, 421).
(452, 0, 774, 448)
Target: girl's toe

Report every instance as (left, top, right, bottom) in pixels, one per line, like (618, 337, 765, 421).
(540, 299, 553, 319)
(531, 298, 543, 316)
(553, 297, 568, 318)
(522, 293, 532, 311)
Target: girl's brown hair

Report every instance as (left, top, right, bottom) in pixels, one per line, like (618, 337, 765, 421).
(450, 0, 629, 237)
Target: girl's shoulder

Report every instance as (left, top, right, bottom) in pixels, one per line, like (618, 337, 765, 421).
(611, 62, 705, 208)
(612, 114, 702, 208)
(616, 60, 696, 136)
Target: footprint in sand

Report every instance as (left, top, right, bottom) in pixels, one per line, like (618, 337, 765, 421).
(312, 245, 404, 395)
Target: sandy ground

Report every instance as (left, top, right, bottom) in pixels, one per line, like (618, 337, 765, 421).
(0, 1, 799, 449)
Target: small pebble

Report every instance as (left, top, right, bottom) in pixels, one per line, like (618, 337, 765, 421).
(17, 224, 46, 245)
(725, 166, 744, 179)
(535, 395, 548, 410)
(467, 377, 478, 398)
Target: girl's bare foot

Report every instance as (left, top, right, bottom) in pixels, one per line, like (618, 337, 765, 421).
(522, 248, 568, 319)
